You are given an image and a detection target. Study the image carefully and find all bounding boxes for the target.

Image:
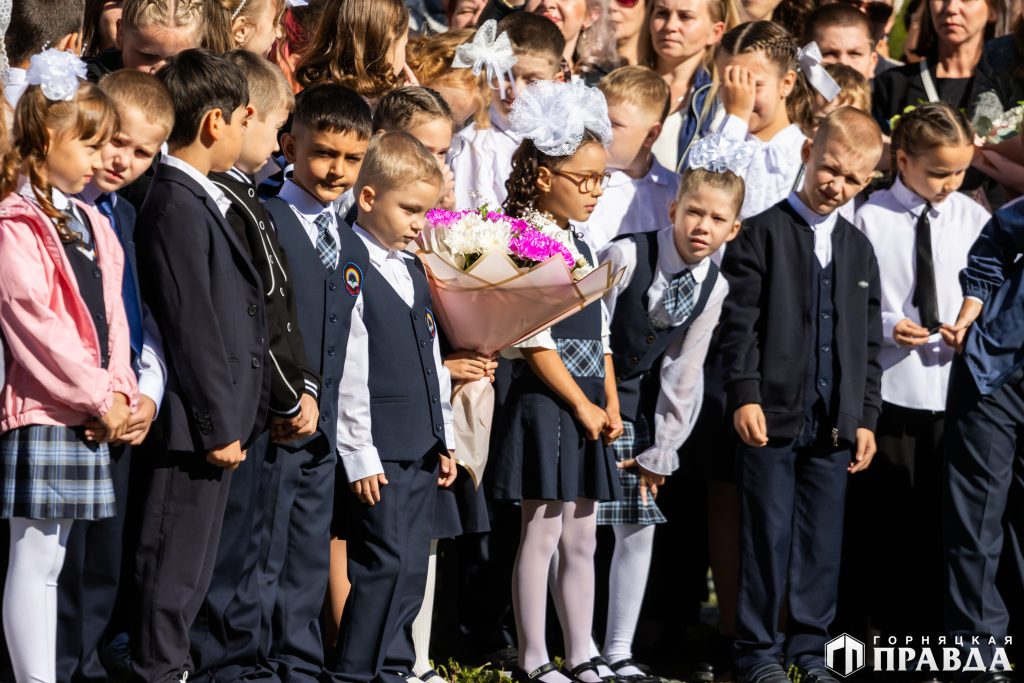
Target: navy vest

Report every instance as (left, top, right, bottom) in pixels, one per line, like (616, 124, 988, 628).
(609, 231, 719, 422)
(362, 255, 447, 461)
(264, 197, 366, 453)
(65, 214, 110, 369)
(800, 256, 839, 442)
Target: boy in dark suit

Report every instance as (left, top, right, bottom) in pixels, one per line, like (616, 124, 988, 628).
(327, 131, 457, 683)
(189, 50, 320, 682)
(59, 68, 173, 683)
(131, 48, 269, 683)
(261, 83, 373, 682)
(719, 108, 884, 683)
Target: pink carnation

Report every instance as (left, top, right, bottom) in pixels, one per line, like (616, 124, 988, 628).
(508, 227, 576, 269)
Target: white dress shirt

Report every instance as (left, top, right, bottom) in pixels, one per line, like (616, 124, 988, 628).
(786, 191, 838, 267)
(450, 105, 521, 211)
(160, 155, 233, 218)
(599, 226, 728, 475)
(78, 184, 168, 410)
(335, 224, 455, 482)
(582, 157, 680, 251)
(277, 179, 340, 268)
(856, 177, 989, 411)
(719, 115, 808, 221)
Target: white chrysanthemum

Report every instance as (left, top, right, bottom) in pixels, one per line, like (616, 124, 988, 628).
(440, 213, 513, 258)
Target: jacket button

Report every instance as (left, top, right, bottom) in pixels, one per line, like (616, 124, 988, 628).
(426, 368, 432, 376)
(420, 340, 427, 348)
(821, 312, 830, 320)
(322, 414, 328, 422)
(819, 378, 828, 387)
(413, 312, 419, 320)
(248, 305, 257, 316)
(287, 322, 292, 332)
(94, 313, 104, 322)
(251, 356, 261, 368)
(329, 282, 337, 291)
(822, 278, 831, 286)
(92, 269, 101, 279)
(645, 335, 655, 343)
(630, 355, 640, 364)
(821, 344, 830, 353)
(435, 424, 442, 431)
(327, 346, 336, 356)
(325, 378, 333, 388)
(329, 314, 338, 323)
(432, 396, 438, 403)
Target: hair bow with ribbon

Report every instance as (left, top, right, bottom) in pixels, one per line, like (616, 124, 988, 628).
(26, 48, 87, 102)
(796, 42, 841, 102)
(509, 80, 612, 157)
(451, 20, 518, 100)
(687, 133, 754, 176)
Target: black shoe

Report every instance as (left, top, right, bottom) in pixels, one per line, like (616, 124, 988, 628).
(511, 662, 560, 683)
(568, 660, 627, 683)
(605, 658, 661, 683)
(419, 670, 446, 683)
(740, 663, 791, 683)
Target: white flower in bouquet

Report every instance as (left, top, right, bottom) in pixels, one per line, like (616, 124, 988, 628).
(974, 102, 1024, 145)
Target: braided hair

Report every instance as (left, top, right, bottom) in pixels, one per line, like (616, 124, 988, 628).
(889, 102, 973, 182)
(502, 130, 605, 220)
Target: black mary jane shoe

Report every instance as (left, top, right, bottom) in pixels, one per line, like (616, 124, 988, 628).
(605, 658, 661, 683)
(510, 662, 560, 683)
(418, 670, 446, 683)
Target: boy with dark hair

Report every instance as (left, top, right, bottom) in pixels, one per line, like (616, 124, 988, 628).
(131, 48, 269, 683)
(260, 82, 374, 681)
(327, 130, 457, 683)
(3, 0, 85, 105)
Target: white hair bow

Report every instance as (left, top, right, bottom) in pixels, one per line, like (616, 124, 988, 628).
(285, 0, 308, 7)
(0, 0, 10, 81)
(26, 49, 87, 102)
(451, 20, 518, 100)
(796, 42, 841, 102)
(509, 80, 612, 157)
(687, 133, 754, 176)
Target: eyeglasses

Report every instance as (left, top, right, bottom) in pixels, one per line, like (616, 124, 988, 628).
(551, 169, 612, 193)
(614, 0, 642, 7)
(833, 0, 894, 23)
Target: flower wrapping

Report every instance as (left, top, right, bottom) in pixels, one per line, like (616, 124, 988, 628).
(975, 103, 1024, 145)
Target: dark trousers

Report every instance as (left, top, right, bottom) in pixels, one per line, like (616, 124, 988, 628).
(266, 435, 337, 682)
(943, 356, 1024, 665)
(733, 437, 850, 676)
(131, 449, 233, 683)
(56, 444, 131, 683)
(189, 432, 273, 682)
(329, 454, 439, 683)
(839, 403, 945, 638)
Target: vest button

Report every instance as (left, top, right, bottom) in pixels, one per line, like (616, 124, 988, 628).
(329, 283, 337, 291)
(251, 356, 261, 368)
(645, 335, 655, 343)
(327, 346, 336, 356)
(248, 305, 257, 316)
(287, 322, 293, 332)
(413, 312, 419, 320)
(420, 340, 427, 348)
(322, 414, 328, 422)
(326, 379, 333, 388)
(426, 368, 432, 376)
(819, 378, 828, 387)
(630, 356, 640, 364)
(92, 269, 101, 279)
(95, 313, 103, 321)
(821, 344, 830, 353)
(822, 278, 831, 286)
(821, 312, 830, 320)
(435, 424, 442, 431)
(329, 314, 338, 323)
(432, 396, 438, 403)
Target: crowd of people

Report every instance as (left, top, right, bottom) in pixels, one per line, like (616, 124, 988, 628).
(0, 0, 1021, 682)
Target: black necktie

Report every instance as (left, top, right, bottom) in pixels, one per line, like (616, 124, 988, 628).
(912, 203, 940, 331)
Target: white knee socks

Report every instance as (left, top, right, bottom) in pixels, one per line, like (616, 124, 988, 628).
(602, 524, 655, 676)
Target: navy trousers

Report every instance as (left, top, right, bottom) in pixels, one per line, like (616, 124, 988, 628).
(189, 432, 273, 682)
(943, 356, 1024, 665)
(56, 444, 131, 683)
(734, 437, 850, 676)
(265, 435, 337, 682)
(329, 454, 439, 683)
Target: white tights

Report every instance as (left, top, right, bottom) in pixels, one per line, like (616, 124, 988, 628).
(3, 518, 72, 683)
(513, 500, 596, 683)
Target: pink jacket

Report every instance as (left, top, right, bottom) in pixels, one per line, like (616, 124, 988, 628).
(0, 192, 139, 433)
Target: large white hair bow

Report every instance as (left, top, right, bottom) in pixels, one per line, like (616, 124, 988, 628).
(509, 80, 612, 157)
(0, 0, 10, 81)
(26, 49, 87, 102)
(796, 42, 841, 102)
(451, 20, 518, 100)
(687, 133, 754, 176)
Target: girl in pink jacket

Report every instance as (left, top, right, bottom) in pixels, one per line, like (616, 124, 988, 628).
(0, 50, 138, 683)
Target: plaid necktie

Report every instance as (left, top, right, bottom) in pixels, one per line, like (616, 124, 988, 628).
(314, 211, 338, 270)
(62, 205, 95, 258)
(662, 268, 697, 323)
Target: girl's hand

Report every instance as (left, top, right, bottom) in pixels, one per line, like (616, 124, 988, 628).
(98, 393, 132, 443)
(721, 65, 756, 123)
(618, 458, 666, 505)
(440, 163, 456, 211)
(351, 472, 388, 505)
(116, 395, 158, 445)
(848, 428, 876, 474)
(444, 350, 498, 382)
(941, 298, 984, 353)
(893, 318, 932, 347)
(602, 406, 623, 444)
(573, 400, 609, 441)
(734, 403, 768, 447)
(438, 450, 458, 488)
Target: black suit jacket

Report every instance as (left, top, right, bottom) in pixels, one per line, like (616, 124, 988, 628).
(135, 162, 270, 452)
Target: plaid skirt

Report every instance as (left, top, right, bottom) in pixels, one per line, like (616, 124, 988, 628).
(0, 425, 115, 520)
(596, 415, 666, 526)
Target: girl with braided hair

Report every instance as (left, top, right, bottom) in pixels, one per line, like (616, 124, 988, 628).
(206, 0, 284, 56)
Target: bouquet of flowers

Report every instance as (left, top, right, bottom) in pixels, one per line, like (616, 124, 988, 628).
(415, 206, 622, 484)
(975, 103, 1024, 145)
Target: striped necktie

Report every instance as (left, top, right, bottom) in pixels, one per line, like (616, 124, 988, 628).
(315, 211, 338, 270)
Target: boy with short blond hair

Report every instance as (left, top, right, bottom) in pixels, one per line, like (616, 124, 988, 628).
(57, 67, 173, 683)
(585, 65, 679, 250)
(721, 108, 884, 683)
(329, 131, 457, 683)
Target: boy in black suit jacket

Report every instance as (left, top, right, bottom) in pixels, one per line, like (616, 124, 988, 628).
(131, 49, 270, 683)
(719, 108, 883, 683)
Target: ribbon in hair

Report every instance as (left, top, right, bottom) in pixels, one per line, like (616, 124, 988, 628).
(231, 0, 249, 21)
(508, 80, 612, 157)
(285, 0, 309, 5)
(796, 42, 841, 102)
(687, 133, 754, 176)
(451, 20, 517, 100)
(26, 48, 87, 102)
(0, 0, 10, 81)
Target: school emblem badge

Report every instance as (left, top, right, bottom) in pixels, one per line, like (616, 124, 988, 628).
(344, 263, 362, 296)
(425, 308, 436, 339)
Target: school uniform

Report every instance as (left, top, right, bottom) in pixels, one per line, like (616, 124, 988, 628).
(258, 178, 366, 682)
(842, 179, 988, 636)
(131, 155, 270, 683)
(719, 194, 882, 678)
(718, 115, 808, 221)
(598, 228, 726, 525)
(943, 201, 1024, 668)
(491, 233, 621, 503)
(56, 186, 168, 683)
(583, 160, 680, 251)
(450, 105, 521, 210)
(328, 224, 454, 683)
